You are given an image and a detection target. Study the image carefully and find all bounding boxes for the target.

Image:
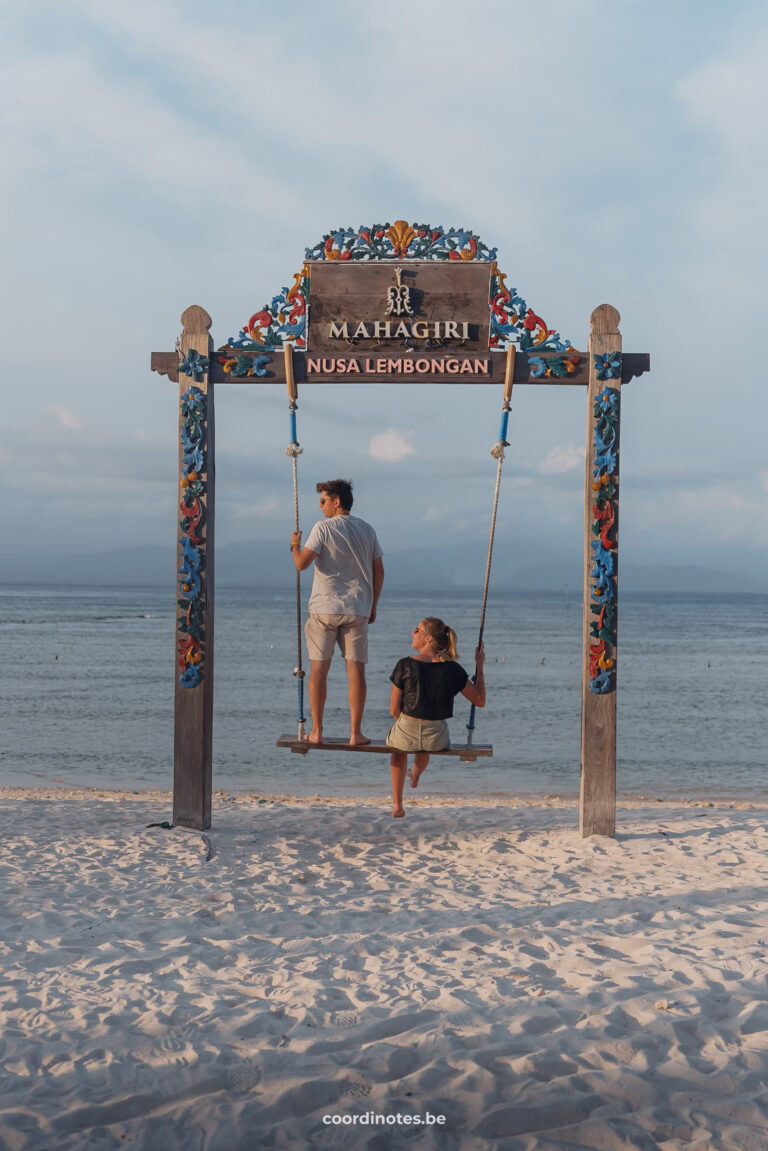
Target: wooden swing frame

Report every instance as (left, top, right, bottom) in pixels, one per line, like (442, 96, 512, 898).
(151, 222, 649, 836)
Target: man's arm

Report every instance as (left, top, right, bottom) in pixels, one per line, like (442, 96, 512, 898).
(291, 530, 318, 572)
(369, 556, 384, 623)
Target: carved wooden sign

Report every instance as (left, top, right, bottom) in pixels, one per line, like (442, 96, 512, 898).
(307, 262, 492, 377)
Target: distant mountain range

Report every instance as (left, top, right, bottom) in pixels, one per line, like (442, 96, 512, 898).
(1, 541, 765, 594)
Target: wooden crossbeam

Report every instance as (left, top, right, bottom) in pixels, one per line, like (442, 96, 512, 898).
(152, 349, 650, 388)
(276, 735, 493, 761)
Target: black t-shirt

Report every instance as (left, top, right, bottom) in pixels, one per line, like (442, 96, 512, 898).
(390, 658, 469, 721)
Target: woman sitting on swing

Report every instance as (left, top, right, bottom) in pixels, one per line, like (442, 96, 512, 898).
(387, 617, 485, 818)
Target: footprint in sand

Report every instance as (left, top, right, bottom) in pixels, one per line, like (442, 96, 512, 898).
(307, 1125, 355, 1147)
(331, 1011, 360, 1027)
(447, 1008, 476, 1027)
(339, 972, 368, 986)
(165, 1019, 198, 1051)
(165, 1031, 190, 1053)
(395, 1121, 429, 1143)
(225, 1061, 262, 1094)
(342, 1078, 371, 1098)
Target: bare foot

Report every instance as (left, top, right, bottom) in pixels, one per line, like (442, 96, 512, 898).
(392, 806, 405, 818)
(409, 764, 426, 789)
(308, 730, 323, 745)
(348, 733, 371, 747)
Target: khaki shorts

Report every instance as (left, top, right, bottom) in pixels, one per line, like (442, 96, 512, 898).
(386, 714, 449, 753)
(305, 614, 369, 663)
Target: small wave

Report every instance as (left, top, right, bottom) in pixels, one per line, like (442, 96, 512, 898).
(90, 613, 155, 622)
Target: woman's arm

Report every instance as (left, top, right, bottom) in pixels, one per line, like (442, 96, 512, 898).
(390, 685, 403, 718)
(459, 643, 486, 708)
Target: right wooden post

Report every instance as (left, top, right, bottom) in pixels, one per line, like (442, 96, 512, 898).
(580, 304, 622, 837)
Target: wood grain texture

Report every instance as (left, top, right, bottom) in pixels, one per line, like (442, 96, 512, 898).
(503, 346, 516, 405)
(308, 262, 493, 354)
(580, 304, 621, 838)
(151, 351, 179, 382)
(284, 344, 297, 402)
(207, 349, 591, 386)
(153, 349, 648, 388)
(174, 306, 214, 831)
(276, 736, 493, 758)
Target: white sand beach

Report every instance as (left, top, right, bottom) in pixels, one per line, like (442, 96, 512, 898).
(2, 789, 768, 1150)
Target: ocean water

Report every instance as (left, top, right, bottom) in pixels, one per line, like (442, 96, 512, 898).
(1, 584, 766, 798)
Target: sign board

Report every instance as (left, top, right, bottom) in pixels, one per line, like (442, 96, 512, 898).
(306, 262, 492, 377)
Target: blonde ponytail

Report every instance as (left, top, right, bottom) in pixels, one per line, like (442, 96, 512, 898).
(421, 617, 458, 662)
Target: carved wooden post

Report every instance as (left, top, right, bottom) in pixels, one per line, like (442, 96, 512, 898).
(174, 306, 215, 830)
(580, 304, 622, 837)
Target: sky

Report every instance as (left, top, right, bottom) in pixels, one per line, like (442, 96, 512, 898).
(2, 0, 767, 583)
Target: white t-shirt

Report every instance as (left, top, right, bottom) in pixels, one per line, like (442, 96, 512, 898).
(305, 515, 383, 616)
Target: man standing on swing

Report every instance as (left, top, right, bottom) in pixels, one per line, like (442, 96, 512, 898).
(291, 479, 384, 745)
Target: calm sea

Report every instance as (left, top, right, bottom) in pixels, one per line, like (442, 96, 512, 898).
(1, 585, 765, 798)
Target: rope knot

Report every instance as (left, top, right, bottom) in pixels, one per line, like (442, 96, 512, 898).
(285, 444, 303, 458)
(292, 667, 305, 679)
(490, 443, 506, 461)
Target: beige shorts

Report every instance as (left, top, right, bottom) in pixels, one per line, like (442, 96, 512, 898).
(305, 614, 369, 663)
(386, 714, 449, 753)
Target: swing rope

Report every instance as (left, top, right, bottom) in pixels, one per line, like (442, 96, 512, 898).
(466, 346, 515, 747)
(284, 347, 306, 741)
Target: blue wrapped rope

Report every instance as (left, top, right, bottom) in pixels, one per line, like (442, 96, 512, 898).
(286, 386, 306, 741)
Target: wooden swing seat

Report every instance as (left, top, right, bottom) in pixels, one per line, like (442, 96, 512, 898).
(276, 734, 493, 763)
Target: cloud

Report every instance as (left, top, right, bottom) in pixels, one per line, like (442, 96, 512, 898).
(368, 429, 414, 464)
(0, 51, 305, 221)
(538, 442, 585, 475)
(1, 1, 767, 580)
(48, 405, 81, 430)
(677, 29, 768, 305)
(645, 482, 768, 549)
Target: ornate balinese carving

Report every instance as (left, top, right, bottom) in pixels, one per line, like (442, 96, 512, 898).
(304, 220, 497, 263)
(177, 385, 207, 688)
(588, 385, 621, 693)
(217, 353, 272, 377)
(593, 352, 622, 380)
(223, 224, 574, 359)
(529, 353, 582, 378)
(178, 349, 209, 381)
(225, 267, 309, 351)
(489, 264, 571, 353)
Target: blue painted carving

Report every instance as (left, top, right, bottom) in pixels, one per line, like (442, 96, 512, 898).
(594, 352, 621, 380)
(489, 265, 571, 353)
(225, 270, 308, 351)
(529, 353, 583, 378)
(305, 220, 497, 263)
(590, 540, 615, 604)
(592, 389, 620, 479)
(588, 386, 621, 694)
(177, 384, 208, 688)
(178, 349, 209, 381)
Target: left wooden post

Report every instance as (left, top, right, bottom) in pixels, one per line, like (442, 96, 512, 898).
(174, 306, 215, 829)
